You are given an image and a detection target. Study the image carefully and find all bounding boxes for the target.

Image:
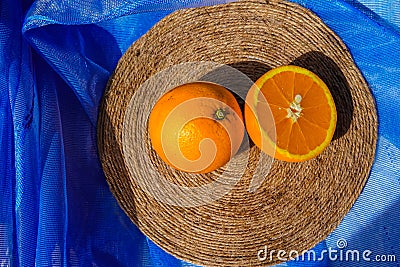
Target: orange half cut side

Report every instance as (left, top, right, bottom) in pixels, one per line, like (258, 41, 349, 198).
(245, 65, 337, 162)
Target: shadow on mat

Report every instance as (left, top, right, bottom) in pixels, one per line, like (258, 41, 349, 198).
(291, 51, 354, 140)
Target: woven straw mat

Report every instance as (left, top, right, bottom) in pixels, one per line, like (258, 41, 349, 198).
(97, 0, 378, 266)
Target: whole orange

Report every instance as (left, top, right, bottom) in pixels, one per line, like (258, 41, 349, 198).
(148, 82, 244, 173)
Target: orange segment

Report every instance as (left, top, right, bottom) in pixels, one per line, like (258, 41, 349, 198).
(244, 65, 337, 162)
(297, 117, 327, 150)
(288, 123, 309, 155)
(256, 101, 275, 135)
(293, 72, 314, 97)
(302, 106, 332, 129)
(275, 118, 292, 151)
(272, 71, 295, 101)
(260, 78, 290, 107)
(301, 83, 329, 108)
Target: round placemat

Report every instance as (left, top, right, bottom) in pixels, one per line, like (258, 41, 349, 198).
(97, 0, 378, 266)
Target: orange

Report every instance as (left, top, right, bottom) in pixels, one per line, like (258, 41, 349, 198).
(148, 82, 244, 173)
(244, 65, 337, 162)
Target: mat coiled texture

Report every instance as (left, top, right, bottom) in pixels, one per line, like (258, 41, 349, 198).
(97, 0, 378, 266)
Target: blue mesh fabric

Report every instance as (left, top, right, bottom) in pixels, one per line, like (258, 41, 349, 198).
(0, 0, 399, 266)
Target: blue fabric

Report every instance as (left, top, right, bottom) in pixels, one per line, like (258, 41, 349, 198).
(0, 0, 399, 266)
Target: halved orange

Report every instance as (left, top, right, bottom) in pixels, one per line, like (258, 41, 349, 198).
(244, 65, 337, 162)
